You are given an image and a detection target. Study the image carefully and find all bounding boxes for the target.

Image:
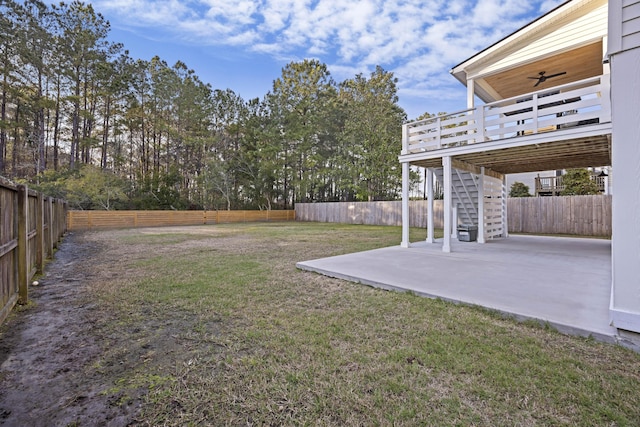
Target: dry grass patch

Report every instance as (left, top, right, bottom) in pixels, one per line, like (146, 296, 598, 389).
(75, 222, 640, 426)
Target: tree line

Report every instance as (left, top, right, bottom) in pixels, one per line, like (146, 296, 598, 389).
(1, 0, 418, 210)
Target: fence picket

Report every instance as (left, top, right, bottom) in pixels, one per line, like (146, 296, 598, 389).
(67, 210, 295, 231)
(0, 179, 67, 324)
(296, 196, 612, 237)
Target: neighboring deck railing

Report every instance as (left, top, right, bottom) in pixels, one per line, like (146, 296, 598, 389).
(402, 75, 611, 155)
(535, 174, 607, 196)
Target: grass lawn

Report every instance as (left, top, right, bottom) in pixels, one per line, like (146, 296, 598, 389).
(84, 222, 639, 426)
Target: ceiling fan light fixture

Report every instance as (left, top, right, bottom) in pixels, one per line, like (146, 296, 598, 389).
(528, 70, 567, 87)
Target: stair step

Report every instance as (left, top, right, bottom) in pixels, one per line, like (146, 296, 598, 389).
(433, 167, 480, 225)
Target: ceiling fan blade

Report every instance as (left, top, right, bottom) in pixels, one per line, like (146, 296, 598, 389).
(527, 77, 540, 80)
(545, 71, 567, 79)
(534, 80, 541, 87)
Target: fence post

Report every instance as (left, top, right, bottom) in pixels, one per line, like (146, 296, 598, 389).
(17, 185, 29, 304)
(65, 206, 70, 233)
(47, 197, 54, 257)
(64, 202, 68, 232)
(36, 192, 45, 273)
(62, 201, 68, 237)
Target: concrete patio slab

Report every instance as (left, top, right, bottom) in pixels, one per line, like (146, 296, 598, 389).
(297, 235, 618, 343)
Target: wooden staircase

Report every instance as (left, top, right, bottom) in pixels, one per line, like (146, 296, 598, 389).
(434, 167, 479, 226)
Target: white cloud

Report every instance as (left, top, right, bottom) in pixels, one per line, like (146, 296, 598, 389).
(98, 0, 192, 26)
(203, 0, 258, 24)
(93, 0, 560, 115)
(260, 0, 292, 32)
(471, 0, 534, 27)
(538, 0, 567, 14)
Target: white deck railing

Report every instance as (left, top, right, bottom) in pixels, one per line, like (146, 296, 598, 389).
(402, 75, 611, 155)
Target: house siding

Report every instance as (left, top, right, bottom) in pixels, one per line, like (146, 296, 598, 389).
(610, 0, 640, 54)
(622, 0, 640, 50)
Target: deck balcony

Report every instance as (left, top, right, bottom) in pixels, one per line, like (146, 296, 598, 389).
(535, 173, 608, 196)
(401, 75, 612, 174)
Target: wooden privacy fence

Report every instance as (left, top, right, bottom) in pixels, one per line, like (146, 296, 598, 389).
(67, 209, 296, 231)
(296, 201, 445, 228)
(508, 195, 611, 237)
(1, 178, 68, 325)
(296, 195, 612, 237)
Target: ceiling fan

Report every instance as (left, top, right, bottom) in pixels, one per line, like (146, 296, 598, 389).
(528, 71, 567, 87)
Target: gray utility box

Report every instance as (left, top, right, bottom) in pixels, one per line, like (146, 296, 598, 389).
(457, 224, 478, 242)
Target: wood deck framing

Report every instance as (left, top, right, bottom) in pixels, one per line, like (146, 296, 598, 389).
(400, 75, 612, 176)
(404, 132, 611, 175)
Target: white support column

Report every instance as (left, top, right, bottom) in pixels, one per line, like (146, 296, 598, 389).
(401, 161, 410, 248)
(467, 79, 475, 109)
(502, 174, 509, 238)
(478, 167, 486, 244)
(451, 206, 458, 238)
(426, 168, 435, 244)
(443, 156, 452, 253)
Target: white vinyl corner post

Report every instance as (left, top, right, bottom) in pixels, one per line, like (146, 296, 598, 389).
(609, 38, 640, 334)
(478, 167, 486, 243)
(443, 156, 452, 253)
(502, 174, 509, 238)
(401, 161, 410, 248)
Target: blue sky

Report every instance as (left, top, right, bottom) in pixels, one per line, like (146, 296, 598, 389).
(92, 0, 565, 120)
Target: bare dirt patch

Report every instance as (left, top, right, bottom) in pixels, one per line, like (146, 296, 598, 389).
(0, 224, 365, 426)
(0, 232, 142, 426)
(0, 229, 232, 426)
